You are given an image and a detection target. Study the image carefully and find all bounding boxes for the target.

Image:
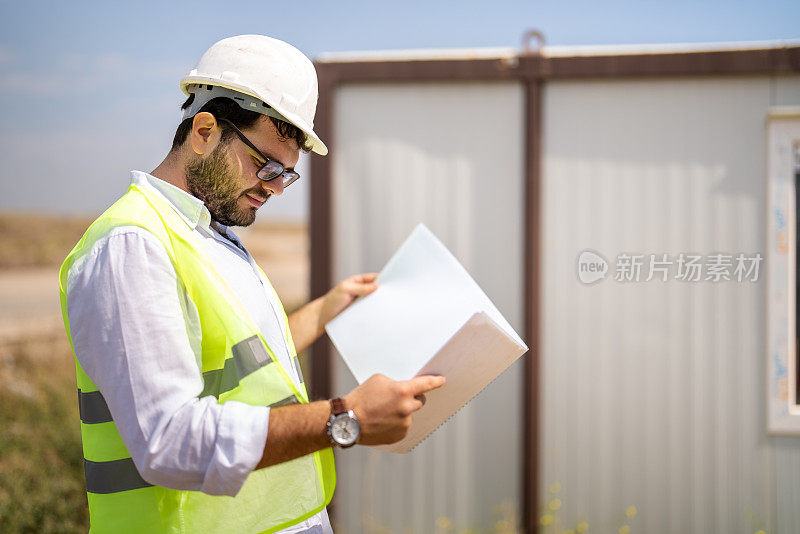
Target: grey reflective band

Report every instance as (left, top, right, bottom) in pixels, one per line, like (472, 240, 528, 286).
(78, 389, 113, 424)
(84, 458, 153, 494)
(232, 335, 270, 377)
(292, 355, 305, 384)
(200, 357, 241, 398)
(82, 398, 294, 495)
(201, 335, 274, 399)
(199, 367, 222, 398)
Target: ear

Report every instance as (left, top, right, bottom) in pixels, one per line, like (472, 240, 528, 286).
(189, 112, 222, 155)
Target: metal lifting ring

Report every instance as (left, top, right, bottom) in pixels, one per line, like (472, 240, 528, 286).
(521, 29, 546, 56)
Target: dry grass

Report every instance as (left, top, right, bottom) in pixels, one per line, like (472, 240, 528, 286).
(0, 212, 309, 306)
(0, 329, 88, 532)
(0, 214, 92, 270)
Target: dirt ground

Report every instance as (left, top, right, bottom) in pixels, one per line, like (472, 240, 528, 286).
(0, 222, 309, 344)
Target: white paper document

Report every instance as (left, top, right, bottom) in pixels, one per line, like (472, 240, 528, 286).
(325, 224, 528, 453)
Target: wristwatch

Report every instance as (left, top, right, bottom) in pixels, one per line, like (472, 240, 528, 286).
(326, 398, 360, 448)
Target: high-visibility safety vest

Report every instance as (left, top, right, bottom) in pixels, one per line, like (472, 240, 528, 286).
(58, 183, 336, 533)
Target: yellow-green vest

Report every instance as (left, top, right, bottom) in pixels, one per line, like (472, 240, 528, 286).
(58, 183, 336, 533)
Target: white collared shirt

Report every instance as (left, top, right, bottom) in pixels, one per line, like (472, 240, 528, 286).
(66, 170, 330, 533)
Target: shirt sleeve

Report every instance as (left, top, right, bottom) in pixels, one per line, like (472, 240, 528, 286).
(66, 226, 270, 497)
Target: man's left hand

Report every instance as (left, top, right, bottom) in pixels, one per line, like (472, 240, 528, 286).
(318, 273, 379, 330)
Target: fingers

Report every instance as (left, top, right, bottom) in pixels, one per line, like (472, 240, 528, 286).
(405, 394, 425, 414)
(341, 274, 380, 298)
(352, 374, 442, 445)
(408, 398, 424, 413)
(353, 272, 379, 283)
(405, 374, 446, 396)
(340, 272, 378, 286)
(343, 280, 379, 296)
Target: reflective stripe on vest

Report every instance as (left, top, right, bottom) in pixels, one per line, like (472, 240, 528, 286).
(84, 458, 153, 494)
(78, 386, 299, 495)
(200, 335, 304, 398)
(59, 183, 335, 533)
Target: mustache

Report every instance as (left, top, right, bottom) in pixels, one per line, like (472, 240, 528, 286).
(242, 187, 271, 204)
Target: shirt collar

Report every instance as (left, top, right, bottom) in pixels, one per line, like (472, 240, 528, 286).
(129, 170, 212, 231)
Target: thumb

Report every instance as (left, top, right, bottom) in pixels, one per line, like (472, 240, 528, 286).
(354, 272, 379, 283)
(343, 280, 379, 296)
(406, 374, 446, 396)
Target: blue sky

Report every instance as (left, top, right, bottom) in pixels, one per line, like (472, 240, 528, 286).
(1, 0, 798, 220)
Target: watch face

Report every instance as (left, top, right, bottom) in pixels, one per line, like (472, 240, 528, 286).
(331, 414, 360, 447)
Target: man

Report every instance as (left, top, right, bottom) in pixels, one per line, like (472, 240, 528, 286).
(59, 35, 444, 533)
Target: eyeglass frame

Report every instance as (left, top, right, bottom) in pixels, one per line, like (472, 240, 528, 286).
(216, 117, 300, 188)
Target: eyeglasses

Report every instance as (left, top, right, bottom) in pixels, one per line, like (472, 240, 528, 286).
(217, 117, 300, 188)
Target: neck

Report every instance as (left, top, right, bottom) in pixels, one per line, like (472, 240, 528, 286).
(150, 151, 190, 194)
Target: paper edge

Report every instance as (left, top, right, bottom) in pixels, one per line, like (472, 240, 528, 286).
(372, 311, 529, 453)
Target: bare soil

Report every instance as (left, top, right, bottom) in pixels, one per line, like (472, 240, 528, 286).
(0, 218, 309, 342)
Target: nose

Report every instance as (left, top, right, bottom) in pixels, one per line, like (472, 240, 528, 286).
(260, 176, 285, 197)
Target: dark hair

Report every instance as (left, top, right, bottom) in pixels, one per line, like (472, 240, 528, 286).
(170, 93, 312, 153)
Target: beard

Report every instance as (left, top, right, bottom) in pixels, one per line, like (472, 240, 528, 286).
(184, 142, 267, 227)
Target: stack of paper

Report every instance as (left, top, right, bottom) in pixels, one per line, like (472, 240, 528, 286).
(325, 224, 528, 453)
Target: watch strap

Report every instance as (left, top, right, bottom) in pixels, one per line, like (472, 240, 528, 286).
(330, 397, 347, 416)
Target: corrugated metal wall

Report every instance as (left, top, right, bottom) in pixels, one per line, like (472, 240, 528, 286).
(539, 74, 800, 534)
(330, 81, 526, 533)
(323, 66, 800, 533)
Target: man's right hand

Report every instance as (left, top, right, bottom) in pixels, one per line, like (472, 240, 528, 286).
(258, 373, 445, 469)
(344, 373, 446, 446)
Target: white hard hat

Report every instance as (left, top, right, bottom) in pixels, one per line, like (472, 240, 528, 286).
(180, 34, 327, 156)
